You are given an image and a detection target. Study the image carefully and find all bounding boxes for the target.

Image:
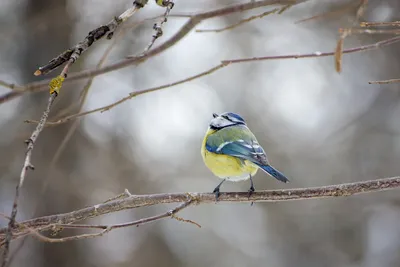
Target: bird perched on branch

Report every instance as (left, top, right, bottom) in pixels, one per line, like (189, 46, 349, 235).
(201, 112, 289, 200)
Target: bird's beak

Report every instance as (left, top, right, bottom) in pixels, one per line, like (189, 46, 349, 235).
(212, 113, 218, 118)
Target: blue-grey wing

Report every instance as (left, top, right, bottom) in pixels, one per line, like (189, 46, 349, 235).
(205, 125, 269, 165)
(217, 139, 269, 165)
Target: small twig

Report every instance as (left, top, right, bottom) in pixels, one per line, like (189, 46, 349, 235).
(334, 22, 399, 73)
(48, 199, 197, 242)
(334, 28, 349, 73)
(142, 0, 174, 53)
(33, 1, 145, 76)
(295, 2, 357, 24)
(222, 35, 400, 64)
(1, 198, 196, 246)
(343, 28, 400, 35)
(22, 35, 400, 126)
(361, 21, 400, 27)
(103, 189, 133, 203)
(369, 78, 400, 84)
(26, 63, 228, 126)
(0, 91, 20, 105)
(196, 8, 280, 33)
(0, 213, 73, 245)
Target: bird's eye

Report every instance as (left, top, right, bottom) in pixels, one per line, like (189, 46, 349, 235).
(222, 115, 230, 120)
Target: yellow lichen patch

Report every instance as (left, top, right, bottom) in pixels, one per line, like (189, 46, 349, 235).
(49, 75, 65, 95)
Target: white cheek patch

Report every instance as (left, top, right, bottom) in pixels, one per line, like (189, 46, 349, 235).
(210, 117, 234, 128)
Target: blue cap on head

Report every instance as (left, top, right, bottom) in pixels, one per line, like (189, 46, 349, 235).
(220, 112, 245, 123)
(209, 112, 246, 130)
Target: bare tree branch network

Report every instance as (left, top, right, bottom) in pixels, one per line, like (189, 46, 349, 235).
(1, 1, 400, 266)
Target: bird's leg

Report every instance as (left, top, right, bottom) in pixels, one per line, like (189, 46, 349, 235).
(213, 179, 226, 201)
(248, 175, 255, 206)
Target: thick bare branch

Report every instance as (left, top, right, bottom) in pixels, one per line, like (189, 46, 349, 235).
(361, 21, 400, 27)
(1, 176, 400, 246)
(142, 0, 174, 52)
(27, 63, 228, 126)
(0, 198, 196, 246)
(295, 2, 358, 24)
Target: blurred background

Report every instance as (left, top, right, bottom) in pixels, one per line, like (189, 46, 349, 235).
(1, 0, 400, 266)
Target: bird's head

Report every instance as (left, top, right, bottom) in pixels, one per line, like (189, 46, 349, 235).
(209, 112, 246, 130)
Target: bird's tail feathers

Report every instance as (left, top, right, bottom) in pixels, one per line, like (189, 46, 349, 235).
(257, 164, 289, 183)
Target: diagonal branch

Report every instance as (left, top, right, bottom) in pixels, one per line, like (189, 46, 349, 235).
(1, 93, 57, 267)
(222, 35, 400, 64)
(0, 0, 305, 105)
(22, 35, 400, 126)
(34, 1, 146, 76)
(195, 7, 281, 33)
(1, 175, 400, 246)
(369, 78, 400, 84)
(0, 198, 196, 246)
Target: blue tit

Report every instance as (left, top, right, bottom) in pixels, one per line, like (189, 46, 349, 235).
(201, 112, 289, 200)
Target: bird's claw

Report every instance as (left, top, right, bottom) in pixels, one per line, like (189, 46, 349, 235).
(213, 188, 221, 202)
(248, 185, 255, 206)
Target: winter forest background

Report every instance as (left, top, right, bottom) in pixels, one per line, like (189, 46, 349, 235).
(1, 0, 400, 267)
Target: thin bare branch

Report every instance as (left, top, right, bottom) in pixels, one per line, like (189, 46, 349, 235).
(1, 93, 57, 267)
(0, 80, 23, 91)
(60, 198, 198, 231)
(34, 1, 144, 76)
(195, 8, 280, 33)
(345, 28, 400, 35)
(334, 29, 349, 73)
(0, 91, 20, 105)
(142, 1, 174, 52)
(26, 63, 228, 126)
(369, 78, 400, 84)
(1, 176, 400, 245)
(295, 2, 357, 24)
(0, 0, 304, 105)
(222, 35, 400, 64)
(355, 0, 368, 21)
(361, 21, 400, 27)
(0, 198, 196, 247)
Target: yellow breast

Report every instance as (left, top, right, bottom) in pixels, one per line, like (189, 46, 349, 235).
(201, 128, 258, 181)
